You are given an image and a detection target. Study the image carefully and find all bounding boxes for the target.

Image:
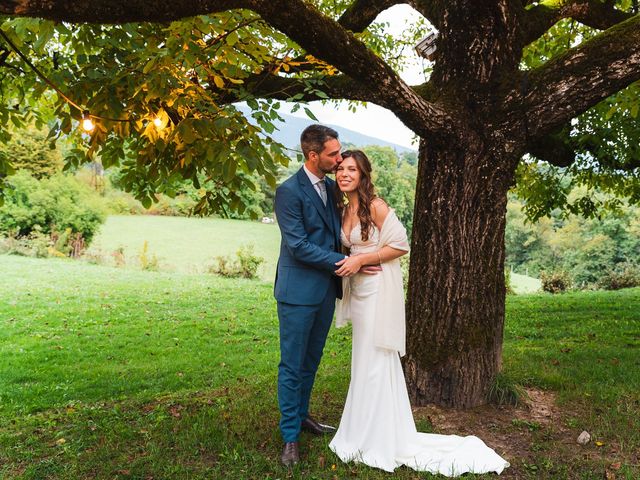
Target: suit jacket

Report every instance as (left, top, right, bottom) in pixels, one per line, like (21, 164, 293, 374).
(274, 167, 344, 305)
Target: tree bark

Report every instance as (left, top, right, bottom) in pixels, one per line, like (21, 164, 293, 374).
(404, 134, 518, 408)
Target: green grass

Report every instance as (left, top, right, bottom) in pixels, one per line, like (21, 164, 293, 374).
(511, 272, 541, 294)
(89, 215, 281, 280)
(1, 254, 638, 479)
(90, 215, 542, 290)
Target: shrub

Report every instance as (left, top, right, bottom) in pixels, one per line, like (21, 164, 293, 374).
(112, 247, 126, 267)
(0, 126, 64, 179)
(400, 254, 410, 292)
(0, 171, 106, 242)
(139, 241, 160, 271)
(599, 263, 640, 290)
(541, 270, 572, 294)
(0, 227, 51, 257)
(209, 244, 265, 279)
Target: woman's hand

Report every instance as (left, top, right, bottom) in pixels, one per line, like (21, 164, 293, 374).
(335, 255, 364, 277)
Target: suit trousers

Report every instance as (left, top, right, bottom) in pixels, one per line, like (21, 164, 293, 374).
(277, 280, 337, 442)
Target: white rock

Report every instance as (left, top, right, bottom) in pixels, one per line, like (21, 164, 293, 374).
(577, 431, 591, 445)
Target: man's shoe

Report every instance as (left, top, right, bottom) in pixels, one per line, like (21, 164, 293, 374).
(281, 441, 299, 467)
(301, 416, 336, 435)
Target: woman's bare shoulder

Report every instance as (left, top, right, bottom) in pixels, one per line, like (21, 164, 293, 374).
(371, 197, 390, 229)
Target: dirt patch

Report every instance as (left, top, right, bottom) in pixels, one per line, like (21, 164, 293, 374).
(411, 388, 615, 479)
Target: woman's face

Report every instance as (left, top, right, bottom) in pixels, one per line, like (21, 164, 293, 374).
(336, 156, 361, 193)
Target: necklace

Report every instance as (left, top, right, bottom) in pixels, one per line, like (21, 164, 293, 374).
(347, 203, 358, 215)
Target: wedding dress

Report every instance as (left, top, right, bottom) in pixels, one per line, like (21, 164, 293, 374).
(329, 221, 510, 476)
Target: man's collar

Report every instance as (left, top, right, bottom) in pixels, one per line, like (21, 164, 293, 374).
(303, 164, 324, 184)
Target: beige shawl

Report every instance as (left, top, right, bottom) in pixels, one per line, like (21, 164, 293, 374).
(335, 209, 410, 356)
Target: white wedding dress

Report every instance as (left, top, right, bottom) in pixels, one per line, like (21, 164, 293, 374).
(329, 223, 510, 476)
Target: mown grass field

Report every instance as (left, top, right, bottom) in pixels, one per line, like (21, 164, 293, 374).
(88, 215, 282, 280)
(0, 253, 638, 479)
(89, 215, 541, 293)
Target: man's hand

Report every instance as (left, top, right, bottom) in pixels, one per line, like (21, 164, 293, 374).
(360, 265, 382, 275)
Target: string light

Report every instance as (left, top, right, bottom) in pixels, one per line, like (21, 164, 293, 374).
(153, 116, 163, 128)
(82, 111, 95, 132)
(0, 30, 130, 132)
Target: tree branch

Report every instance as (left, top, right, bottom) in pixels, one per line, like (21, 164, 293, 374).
(526, 128, 576, 167)
(338, 0, 404, 33)
(523, 0, 635, 45)
(1, 0, 451, 136)
(338, 0, 441, 33)
(247, 0, 449, 137)
(215, 73, 377, 104)
(516, 14, 640, 139)
(408, 0, 443, 28)
(0, 0, 250, 23)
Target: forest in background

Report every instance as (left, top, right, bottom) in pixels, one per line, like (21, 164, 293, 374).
(0, 125, 638, 291)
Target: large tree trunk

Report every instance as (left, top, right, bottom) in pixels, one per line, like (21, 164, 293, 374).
(404, 134, 518, 408)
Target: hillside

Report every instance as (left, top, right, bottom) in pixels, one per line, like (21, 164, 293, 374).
(237, 104, 416, 154)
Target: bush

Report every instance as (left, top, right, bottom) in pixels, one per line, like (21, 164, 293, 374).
(0, 171, 106, 243)
(541, 270, 572, 294)
(0, 126, 64, 179)
(209, 244, 265, 279)
(139, 241, 160, 271)
(0, 227, 50, 257)
(599, 263, 640, 290)
(400, 254, 410, 292)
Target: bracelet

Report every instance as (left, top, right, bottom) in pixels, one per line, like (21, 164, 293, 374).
(377, 251, 382, 265)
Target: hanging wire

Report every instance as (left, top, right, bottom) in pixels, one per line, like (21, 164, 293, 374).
(0, 29, 130, 123)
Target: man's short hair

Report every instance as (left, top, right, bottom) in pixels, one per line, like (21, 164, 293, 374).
(300, 124, 339, 159)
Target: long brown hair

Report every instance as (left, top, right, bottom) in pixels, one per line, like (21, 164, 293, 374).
(336, 149, 377, 241)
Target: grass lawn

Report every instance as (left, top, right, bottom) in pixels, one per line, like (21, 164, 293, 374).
(89, 215, 541, 292)
(510, 272, 541, 294)
(1, 254, 638, 479)
(88, 215, 282, 280)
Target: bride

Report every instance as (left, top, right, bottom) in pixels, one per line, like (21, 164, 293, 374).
(330, 150, 509, 477)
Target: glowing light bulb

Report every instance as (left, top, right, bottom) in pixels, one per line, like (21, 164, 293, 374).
(81, 111, 95, 132)
(153, 116, 163, 128)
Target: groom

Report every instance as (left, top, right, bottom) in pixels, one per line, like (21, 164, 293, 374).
(274, 124, 346, 466)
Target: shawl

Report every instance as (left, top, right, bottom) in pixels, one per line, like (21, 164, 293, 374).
(335, 209, 410, 356)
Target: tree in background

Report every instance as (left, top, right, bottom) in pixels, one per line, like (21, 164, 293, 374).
(506, 195, 640, 287)
(364, 145, 417, 235)
(0, 170, 106, 241)
(0, 126, 63, 178)
(1, 1, 639, 407)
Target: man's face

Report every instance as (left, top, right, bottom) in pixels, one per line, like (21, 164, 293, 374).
(311, 138, 342, 175)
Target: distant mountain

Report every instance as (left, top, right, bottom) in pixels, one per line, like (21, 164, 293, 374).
(237, 104, 416, 155)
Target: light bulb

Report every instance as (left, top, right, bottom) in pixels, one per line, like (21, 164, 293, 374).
(153, 116, 163, 128)
(82, 111, 95, 132)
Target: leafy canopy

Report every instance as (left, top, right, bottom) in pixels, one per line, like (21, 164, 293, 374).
(0, 3, 638, 220)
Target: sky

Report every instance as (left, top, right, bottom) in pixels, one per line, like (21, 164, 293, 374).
(282, 5, 430, 150)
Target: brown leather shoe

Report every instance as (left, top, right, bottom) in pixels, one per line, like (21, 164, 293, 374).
(281, 441, 299, 467)
(301, 416, 336, 435)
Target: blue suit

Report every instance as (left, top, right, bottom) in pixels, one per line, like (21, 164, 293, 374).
(274, 167, 344, 442)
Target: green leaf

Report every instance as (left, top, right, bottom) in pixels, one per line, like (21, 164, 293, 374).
(303, 107, 318, 121)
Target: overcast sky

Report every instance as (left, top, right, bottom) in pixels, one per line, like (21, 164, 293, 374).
(283, 5, 429, 150)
